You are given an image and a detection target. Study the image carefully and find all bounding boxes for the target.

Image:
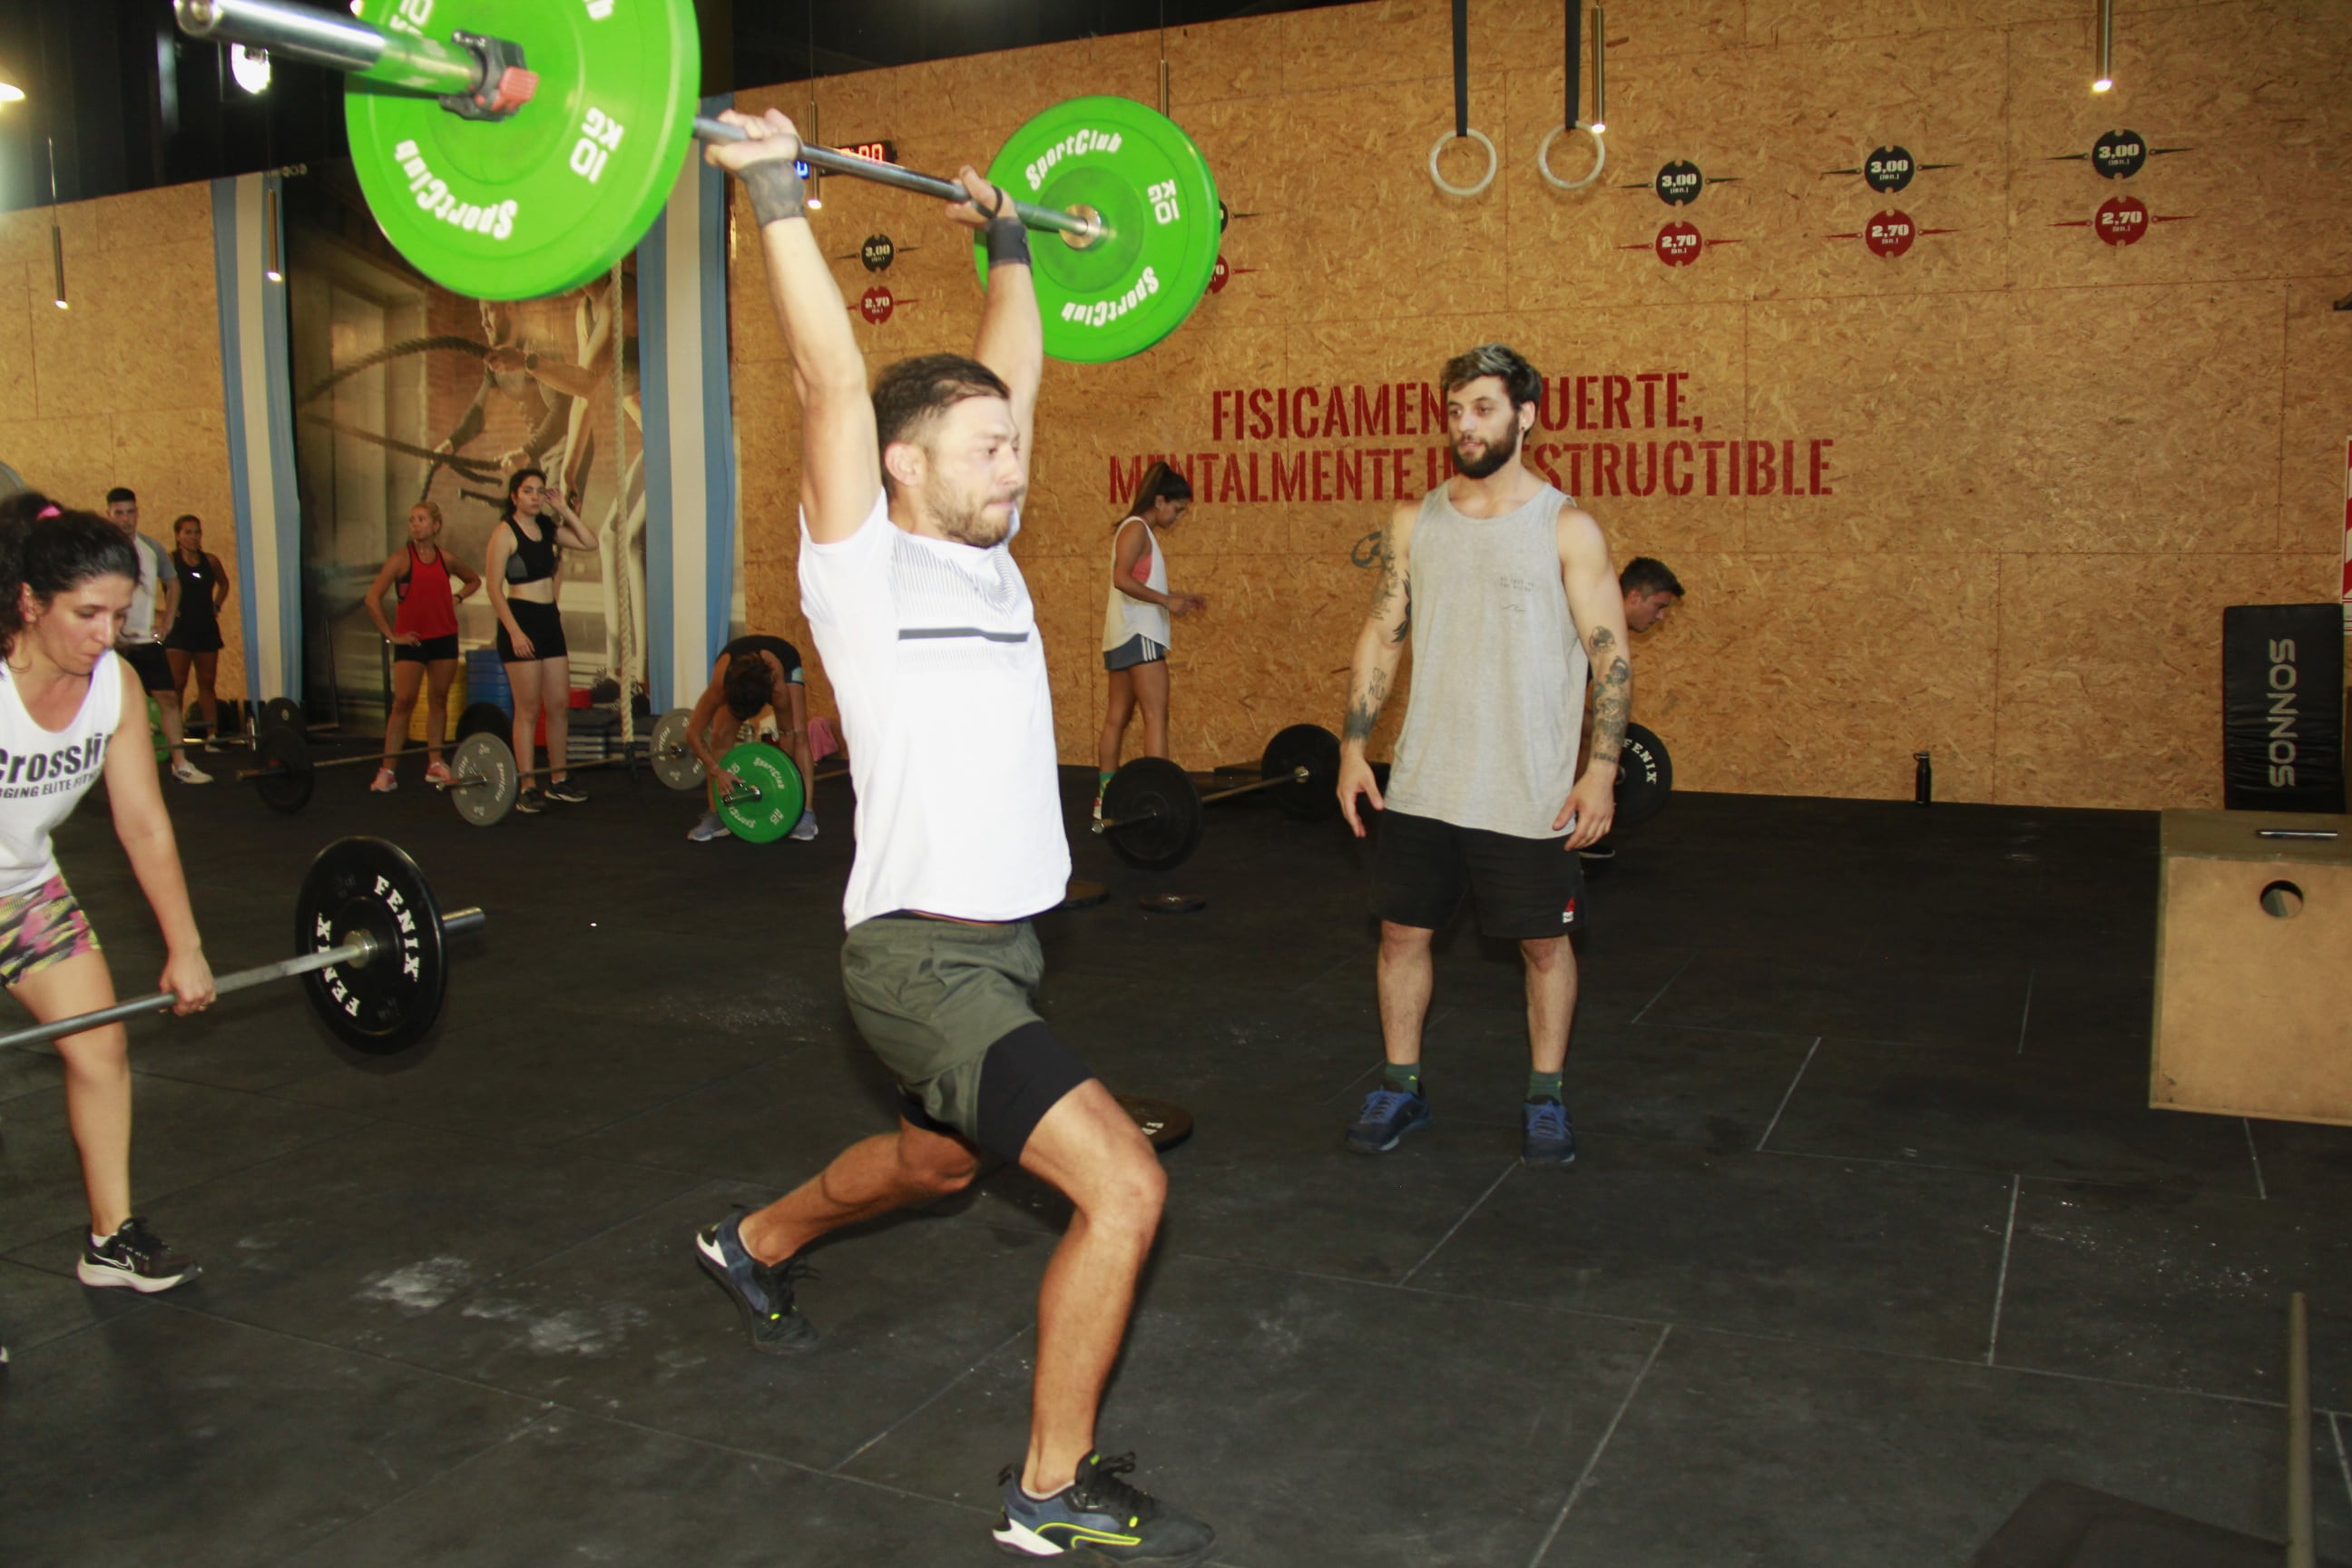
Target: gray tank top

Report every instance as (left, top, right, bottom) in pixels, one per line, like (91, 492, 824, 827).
(1384, 483, 1588, 838)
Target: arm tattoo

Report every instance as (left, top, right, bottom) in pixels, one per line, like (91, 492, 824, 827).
(1344, 667, 1389, 743)
(1586, 627, 1632, 764)
(1391, 583, 1410, 645)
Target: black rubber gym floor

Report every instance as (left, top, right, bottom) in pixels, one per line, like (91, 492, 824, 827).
(4, 754, 2350, 1567)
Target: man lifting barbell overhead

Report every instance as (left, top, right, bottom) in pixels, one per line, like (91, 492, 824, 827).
(683, 634, 819, 844)
(693, 110, 1213, 1566)
(0, 494, 216, 1297)
(1336, 344, 1633, 1170)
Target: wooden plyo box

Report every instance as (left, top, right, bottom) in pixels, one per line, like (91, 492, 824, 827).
(2152, 810, 2352, 1125)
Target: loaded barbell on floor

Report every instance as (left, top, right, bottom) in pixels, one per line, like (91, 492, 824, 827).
(1098, 724, 1344, 872)
(0, 838, 481, 1058)
(436, 710, 730, 826)
(172, 0, 1220, 362)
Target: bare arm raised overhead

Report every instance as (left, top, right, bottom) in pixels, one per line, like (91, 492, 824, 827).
(704, 109, 880, 544)
(946, 170, 1043, 486)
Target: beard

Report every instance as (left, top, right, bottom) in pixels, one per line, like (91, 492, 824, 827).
(1453, 419, 1522, 480)
(926, 475, 1020, 547)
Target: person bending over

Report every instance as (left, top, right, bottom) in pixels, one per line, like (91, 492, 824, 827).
(684, 633, 819, 843)
(691, 109, 1212, 1565)
(0, 494, 216, 1317)
(1335, 343, 1633, 1169)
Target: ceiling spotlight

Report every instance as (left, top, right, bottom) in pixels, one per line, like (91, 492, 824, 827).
(0, 81, 24, 104)
(2092, 0, 2114, 93)
(230, 44, 271, 95)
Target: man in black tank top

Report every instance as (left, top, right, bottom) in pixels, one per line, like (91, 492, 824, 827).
(682, 633, 819, 843)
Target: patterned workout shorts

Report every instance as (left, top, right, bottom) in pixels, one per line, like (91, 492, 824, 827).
(0, 874, 101, 990)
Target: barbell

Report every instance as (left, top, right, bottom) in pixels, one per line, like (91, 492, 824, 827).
(172, 0, 1220, 363)
(1099, 724, 1344, 871)
(0, 838, 481, 1058)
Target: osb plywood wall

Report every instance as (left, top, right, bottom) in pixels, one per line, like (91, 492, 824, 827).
(0, 183, 248, 703)
(729, 0, 2352, 809)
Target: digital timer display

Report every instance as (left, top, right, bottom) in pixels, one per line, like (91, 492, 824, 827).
(795, 142, 899, 177)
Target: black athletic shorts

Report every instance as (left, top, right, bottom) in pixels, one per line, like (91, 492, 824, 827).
(1373, 808, 1584, 939)
(496, 599, 566, 662)
(394, 633, 460, 664)
(118, 642, 175, 694)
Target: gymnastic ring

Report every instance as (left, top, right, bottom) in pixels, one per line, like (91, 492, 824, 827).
(1428, 128, 1499, 199)
(1538, 122, 1607, 191)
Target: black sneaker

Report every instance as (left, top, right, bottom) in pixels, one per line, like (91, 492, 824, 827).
(995, 1452, 1214, 1564)
(514, 787, 547, 815)
(693, 1213, 818, 1355)
(78, 1216, 199, 1292)
(544, 779, 589, 805)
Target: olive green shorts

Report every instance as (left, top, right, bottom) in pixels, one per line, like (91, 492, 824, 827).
(840, 915, 1089, 1158)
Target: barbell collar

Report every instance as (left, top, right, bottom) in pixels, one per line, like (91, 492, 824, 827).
(173, 0, 485, 97)
(691, 117, 1107, 247)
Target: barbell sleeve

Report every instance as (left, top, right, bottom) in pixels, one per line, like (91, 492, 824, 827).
(173, 0, 484, 96)
(690, 117, 1105, 245)
(0, 907, 485, 1053)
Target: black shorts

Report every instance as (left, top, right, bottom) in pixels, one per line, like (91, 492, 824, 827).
(897, 1020, 1093, 1163)
(119, 642, 176, 693)
(495, 599, 566, 662)
(1373, 808, 1584, 939)
(394, 633, 460, 664)
(162, 624, 222, 654)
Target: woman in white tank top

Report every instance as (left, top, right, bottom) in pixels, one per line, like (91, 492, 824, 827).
(0, 495, 215, 1307)
(1094, 462, 1209, 828)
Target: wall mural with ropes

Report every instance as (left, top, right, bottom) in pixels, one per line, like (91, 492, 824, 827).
(280, 166, 645, 740)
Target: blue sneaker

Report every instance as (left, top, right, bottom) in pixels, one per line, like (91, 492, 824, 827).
(1521, 1097, 1577, 1167)
(693, 1212, 818, 1355)
(994, 1451, 1214, 1564)
(1344, 1083, 1431, 1154)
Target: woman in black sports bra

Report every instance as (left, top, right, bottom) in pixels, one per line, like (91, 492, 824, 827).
(485, 467, 596, 813)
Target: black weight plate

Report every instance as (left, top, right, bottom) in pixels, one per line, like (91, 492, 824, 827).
(261, 696, 306, 735)
(1113, 1093, 1194, 1153)
(296, 837, 449, 1056)
(456, 701, 511, 745)
(1139, 893, 1206, 913)
(1060, 878, 1109, 910)
(1261, 723, 1342, 819)
(1614, 721, 1674, 829)
(253, 725, 315, 814)
(1102, 756, 1205, 870)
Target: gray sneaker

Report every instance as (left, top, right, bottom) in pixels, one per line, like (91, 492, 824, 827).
(789, 812, 818, 842)
(688, 811, 731, 843)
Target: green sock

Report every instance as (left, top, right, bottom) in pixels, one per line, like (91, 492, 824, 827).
(1096, 769, 1112, 796)
(1527, 1071, 1563, 1103)
(1385, 1063, 1422, 1094)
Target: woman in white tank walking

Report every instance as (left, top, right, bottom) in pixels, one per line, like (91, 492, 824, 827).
(1093, 462, 1207, 830)
(0, 495, 214, 1325)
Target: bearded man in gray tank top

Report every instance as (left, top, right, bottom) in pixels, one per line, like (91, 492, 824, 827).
(1335, 344, 1634, 1168)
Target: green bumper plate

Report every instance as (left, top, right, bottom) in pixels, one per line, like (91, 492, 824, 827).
(979, 96, 1220, 363)
(347, 0, 700, 301)
(715, 741, 805, 843)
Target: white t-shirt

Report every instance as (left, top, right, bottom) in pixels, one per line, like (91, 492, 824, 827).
(122, 535, 175, 643)
(0, 652, 124, 897)
(799, 493, 1071, 927)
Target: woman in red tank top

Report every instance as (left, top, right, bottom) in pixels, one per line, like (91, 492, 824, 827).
(363, 502, 482, 790)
